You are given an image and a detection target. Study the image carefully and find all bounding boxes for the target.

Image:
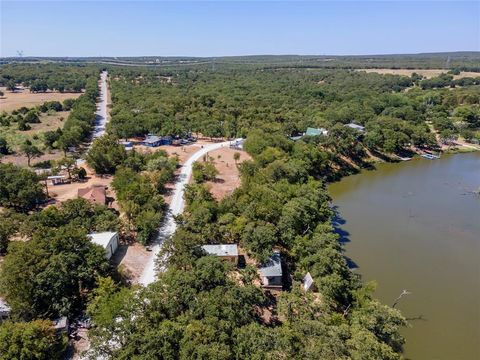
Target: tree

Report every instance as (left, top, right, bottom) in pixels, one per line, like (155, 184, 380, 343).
(57, 127, 82, 156)
(0, 163, 45, 211)
(439, 129, 457, 146)
(6, 79, 16, 92)
(233, 151, 241, 165)
(24, 110, 40, 124)
(0, 136, 10, 155)
(0, 210, 24, 254)
(0, 225, 110, 320)
(55, 157, 76, 179)
(241, 222, 278, 263)
(0, 320, 68, 360)
(20, 139, 43, 166)
(192, 161, 218, 183)
(43, 129, 62, 149)
(86, 135, 127, 174)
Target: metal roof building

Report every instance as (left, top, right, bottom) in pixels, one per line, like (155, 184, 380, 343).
(202, 244, 238, 257)
(345, 123, 366, 132)
(88, 232, 119, 260)
(305, 127, 329, 136)
(258, 251, 283, 288)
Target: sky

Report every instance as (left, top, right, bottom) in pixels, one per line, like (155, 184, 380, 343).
(1, 1, 479, 57)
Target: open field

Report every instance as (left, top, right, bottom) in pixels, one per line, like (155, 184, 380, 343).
(357, 69, 480, 79)
(0, 86, 82, 112)
(1, 110, 68, 149)
(1, 110, 70, 166)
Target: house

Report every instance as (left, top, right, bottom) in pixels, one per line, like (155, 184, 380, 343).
(47, 175, 67, 185)
(88, 231, 119, 260)
(305, 127, 329, 136)
(290, 127, 328, 141)
(78, 185, 106, 206)
(345, 123, 366, 133)
(53, 316, 69, 334)
(258, 251, 283, 288)
(201, 244, 238, 264)
(143, 135, 172, 147)
(0, 297, 11, 319)
(143, 135, 163, 147)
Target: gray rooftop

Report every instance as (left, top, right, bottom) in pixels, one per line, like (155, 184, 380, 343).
(259, 251, 282, 277)
(202, 244, 238, 257)
(144, 135, 162, 143)
(345, 123, 365, 131)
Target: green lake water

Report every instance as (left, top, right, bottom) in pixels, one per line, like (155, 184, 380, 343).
(329, 153, 480, 360)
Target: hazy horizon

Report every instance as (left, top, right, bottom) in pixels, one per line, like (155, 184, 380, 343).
(1, 1, 479, 58)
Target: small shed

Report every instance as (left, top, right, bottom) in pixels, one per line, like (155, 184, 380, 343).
(201, 244, 238, 264)
(0, 298, 11, 319)
(47, 175, 67, 185)
(259, 251, 283, 288)
(345, 123, 365, 133)
(303, 272, 315, 292)
(305, 127, 329, 136)
(78, 185, 106, 206)
(88, 231, 119, 260)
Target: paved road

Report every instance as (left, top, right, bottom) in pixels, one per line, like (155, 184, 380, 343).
(138, 139, 239, 286)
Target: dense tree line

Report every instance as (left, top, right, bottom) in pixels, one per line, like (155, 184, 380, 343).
(0, 63, 99, 92)
(57, 77, 100, 153)
(106, 66, 479, 152)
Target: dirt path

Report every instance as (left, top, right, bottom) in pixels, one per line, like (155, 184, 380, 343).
(138, 140, 240, 286)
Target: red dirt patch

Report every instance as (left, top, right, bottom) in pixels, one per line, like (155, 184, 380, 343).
(198, 147, 251, 200)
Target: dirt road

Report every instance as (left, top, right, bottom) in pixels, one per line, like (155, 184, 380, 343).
(92, 71, 108, 139)
(138, 140, 239, 286)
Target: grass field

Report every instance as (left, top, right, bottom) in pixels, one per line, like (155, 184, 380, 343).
(1, 110, 69, 152)
(357, 69, 479, 79)
(0, 86, 82, 112)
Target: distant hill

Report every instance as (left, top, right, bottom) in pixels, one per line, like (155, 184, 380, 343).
(1, 52, 479, 71)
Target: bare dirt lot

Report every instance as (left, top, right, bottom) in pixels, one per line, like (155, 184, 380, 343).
(112, 242, 151, 283)
(357, 69, 479, 80)
(47, 166, 117, 209)
(1, 150, 64, 167)
(199, 147, 251, 200)
(0, 87, 82, 112)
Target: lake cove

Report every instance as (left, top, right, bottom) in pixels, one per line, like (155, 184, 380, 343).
(329, 153, 480, 360)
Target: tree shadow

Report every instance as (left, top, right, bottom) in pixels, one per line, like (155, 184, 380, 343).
(331, 205, 359, 270)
